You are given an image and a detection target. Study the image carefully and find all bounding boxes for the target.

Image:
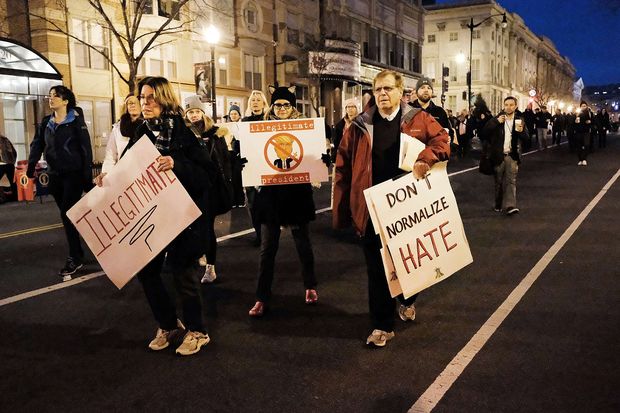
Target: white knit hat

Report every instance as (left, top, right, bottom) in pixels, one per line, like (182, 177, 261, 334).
(184, 95, 205, 113)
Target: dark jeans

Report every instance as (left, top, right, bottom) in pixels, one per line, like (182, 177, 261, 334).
(245, 187, 261, 241)
(256, 222, 316, 302)
(48, 172, 84, 259)
(137, 252, 205, 333)
(576, 132, 590, 162)
(599, 129, 607, 148)
(552, 129, 563, 145)
(362, 221, 416, 332)
(203, 211, 217, 264)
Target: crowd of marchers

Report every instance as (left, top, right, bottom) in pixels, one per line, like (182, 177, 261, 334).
(6, 65, 614, 355)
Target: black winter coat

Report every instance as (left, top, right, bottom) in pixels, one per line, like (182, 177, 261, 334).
(482, 111, 529, 166)
(27, 109, 93, 189)
(410, 100, 455, 140)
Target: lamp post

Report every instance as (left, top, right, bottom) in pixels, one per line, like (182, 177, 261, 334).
(466, 12, 507, 111)
(205, 25, 220, 121)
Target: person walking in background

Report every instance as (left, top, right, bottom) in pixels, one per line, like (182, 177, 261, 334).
(456, 109, 472, 158)
(523, 107, 536, 151)
(226, 105, 245, 207)
(596, 108, 610, 149)
(410, 77, 455, 144)
(0, 133, 17, 202)
(27, 86, 92, 281)
(566, 108, 577, 153)
(482, 96, 528, 216)
(333, 70, 450, 348)
(184, 95, 232, 284)
(551, 108, 565, 146)
(535, 105, 551, 150)
(248, 86, 324, 317)
(128, 77, 213, 356)
(332, 98, 359, 162)
(96, 94, 142, 179)
(242, 90, 270, 246)
(575, 101, 594, 166)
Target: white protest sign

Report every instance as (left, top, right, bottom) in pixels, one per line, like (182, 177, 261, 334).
(66, 137, 202, 289)
(364, 162, 472, 298)
(231, 118, 329, 187)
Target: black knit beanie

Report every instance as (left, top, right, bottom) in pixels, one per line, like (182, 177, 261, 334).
(270, 86, 296, 106)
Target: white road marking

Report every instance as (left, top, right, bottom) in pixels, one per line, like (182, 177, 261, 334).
(408, 168, 620, 413)
(0, 271, 106, 307)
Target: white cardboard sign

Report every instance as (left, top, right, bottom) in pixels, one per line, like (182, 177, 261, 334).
(229, 118, 329, 187)
(364, 162, 472, 298)
(66, 137, 202, 289)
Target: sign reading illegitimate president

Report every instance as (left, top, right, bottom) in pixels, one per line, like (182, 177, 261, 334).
(229, 118, 329, 187)
(66, 137, 202, 289)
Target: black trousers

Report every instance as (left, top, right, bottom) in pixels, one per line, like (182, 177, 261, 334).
(576, 132, 590, 162)
(203, 211, 217, 264)
(256, 222, 316, 302)
(245, 187, 261, 240)
(599, 129, 607, 148)
(362, 220, 416, 332)
(552, 128, 563, 145)
(48, 172, 84, 259)
(137, 252, 205, 333)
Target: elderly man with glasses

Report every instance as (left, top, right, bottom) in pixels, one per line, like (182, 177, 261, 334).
(333, 70, 450, 347)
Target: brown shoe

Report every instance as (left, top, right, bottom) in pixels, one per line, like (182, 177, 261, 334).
(249, 301, 265, 317)
(305, 289, 318, 305)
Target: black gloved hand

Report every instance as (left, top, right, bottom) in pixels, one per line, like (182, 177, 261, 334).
(240, 157, 248, 169)
(321, 153, 331, 167)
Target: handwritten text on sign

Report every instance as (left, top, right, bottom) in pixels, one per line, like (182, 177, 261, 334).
(229, 118, 329, 187)
(67, 137, 202, 289)
(364, 163, 472, 298)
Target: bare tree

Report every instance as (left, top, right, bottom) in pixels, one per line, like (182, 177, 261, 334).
(9, 0, 230, 93)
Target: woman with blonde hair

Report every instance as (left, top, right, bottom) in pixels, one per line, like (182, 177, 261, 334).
(97, 94, 142, 177)
(122, 76, 214, 356)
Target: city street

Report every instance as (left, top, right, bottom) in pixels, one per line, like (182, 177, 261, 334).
(1, 137, 619, 412)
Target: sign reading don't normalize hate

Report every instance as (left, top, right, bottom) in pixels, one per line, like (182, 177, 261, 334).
(67, 137, 202, 289)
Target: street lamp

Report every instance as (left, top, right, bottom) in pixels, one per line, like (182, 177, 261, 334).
(466, 12, 508, 111)
(205, 25, 220, 121)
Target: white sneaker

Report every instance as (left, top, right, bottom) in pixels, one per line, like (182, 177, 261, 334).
(577, 161, 583, 166)
(176, 331, 210, 356)
(201, 264, 217, 283)
(198, 255, 207, 266)
(398, 304, 416, 321)
(366, 329, 395, 347)
(148, 319, 185, 351)
(582, 160, 587, 166)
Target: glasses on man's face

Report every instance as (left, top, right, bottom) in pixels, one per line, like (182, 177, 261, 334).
(274, 103, 292, 110)
(374, 85, 397, 94)
(139, 94, 156, 104)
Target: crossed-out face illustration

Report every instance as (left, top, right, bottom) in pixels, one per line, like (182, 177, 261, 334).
(264, 132, 304, 172)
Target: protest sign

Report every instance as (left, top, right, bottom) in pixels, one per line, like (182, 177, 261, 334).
(228, 118, 328, 187)
(364, 162, 472, 298)
(66, 137, 202, 289)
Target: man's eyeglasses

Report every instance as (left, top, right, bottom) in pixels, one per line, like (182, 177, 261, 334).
(374, 86, 396, 94)
(139, 94, 156, 104)
(274, 103, 292, 110)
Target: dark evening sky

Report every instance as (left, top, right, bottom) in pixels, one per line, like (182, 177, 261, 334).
(433, 0, 620, 86)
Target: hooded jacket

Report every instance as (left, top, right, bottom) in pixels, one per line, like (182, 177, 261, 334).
(333, 101, 450, 236)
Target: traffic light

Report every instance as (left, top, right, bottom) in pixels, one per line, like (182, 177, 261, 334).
(442, 66, 450, 77)
(462, 91, 468, 100)
(442, 79, 449, 93)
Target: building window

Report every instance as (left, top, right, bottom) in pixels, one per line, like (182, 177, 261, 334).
(448, 95, 456, 110)
(449, 32, 458, 41)
(244, 54, 262, 90)
(243, 1, 260, 33)
(491, 31, 495, 40)
(218, 55, 228, 86)
(295, 85, 311, 116)
(167, 61, 177, 79)
(72, 19, 109, 70)
(427, 34, 436, 43)
(471, 59, 480, 81)
(473, 30, 481, 39)
(134, 0, 180, 20)
(150, 58, 164, 76)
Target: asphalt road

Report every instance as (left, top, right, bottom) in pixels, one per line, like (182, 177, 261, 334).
(1, 135, 618, 413)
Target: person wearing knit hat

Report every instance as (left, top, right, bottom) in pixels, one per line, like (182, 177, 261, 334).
(333, 98, 360, 161)
(248, 84, 323, 317)
(410, 76, 455, 145)
(184, 95, 205, 114)
(228, 105, 241, 122)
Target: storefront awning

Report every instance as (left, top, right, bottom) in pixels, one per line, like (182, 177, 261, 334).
(0, 37, 62, 80)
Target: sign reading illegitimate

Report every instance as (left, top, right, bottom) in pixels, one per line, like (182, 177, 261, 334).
(229, 118, 329, 187)
(66, 137, 202, 289)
